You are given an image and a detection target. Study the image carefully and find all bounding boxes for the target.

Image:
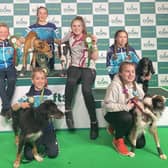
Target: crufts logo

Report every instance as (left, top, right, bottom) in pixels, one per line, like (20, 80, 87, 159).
(53, 92, 65, 104)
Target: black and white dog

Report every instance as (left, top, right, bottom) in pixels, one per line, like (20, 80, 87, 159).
(136, 57, 155, 93)
(12, 100, 64, 168)
(129, 95, 167, 159)
(57, 41, 71, 76)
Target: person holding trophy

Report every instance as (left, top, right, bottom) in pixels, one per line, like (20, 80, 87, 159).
(61, 16, 99, 140)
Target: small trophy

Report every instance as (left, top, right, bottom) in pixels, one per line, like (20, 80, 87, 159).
(28, 96, 34, 105)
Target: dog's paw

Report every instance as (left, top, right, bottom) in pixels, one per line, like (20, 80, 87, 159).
(160, 154, 167, 160)
(19, 73, 25, 77)
(13, 160, 20, 168)
(34, 154, 43, 162)
(128, 152, 135, 157)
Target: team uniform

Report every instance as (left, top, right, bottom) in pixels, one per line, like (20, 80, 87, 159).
(106, 45, 139, 80)
(0, 39, 16, 117)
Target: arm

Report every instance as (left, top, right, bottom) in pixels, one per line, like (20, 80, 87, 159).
(12, 96, 31, 111)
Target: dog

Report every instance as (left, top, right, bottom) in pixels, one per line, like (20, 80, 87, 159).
(129, 95, 167, 159)
(136, 57, 155, 93)
(20, 31, 52, 76)
(12, 100, 64, 168)
(57, 41, 71, 77)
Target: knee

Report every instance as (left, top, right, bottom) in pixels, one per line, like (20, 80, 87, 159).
(46, 143, 59, 158)
(24, 146, 34, 161)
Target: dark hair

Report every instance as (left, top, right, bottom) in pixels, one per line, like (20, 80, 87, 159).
(119, 62, 137, 99)
(113, 30, 129, 60)
(71, 16, 87, 35)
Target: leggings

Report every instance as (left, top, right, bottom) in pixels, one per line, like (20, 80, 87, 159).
(65, 66, 97, 122)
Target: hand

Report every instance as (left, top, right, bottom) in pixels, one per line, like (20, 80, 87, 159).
(54, 39, 61, 45)
(127, 100, 134, 110)
(20, 102, 30, 109)
(91, 35, 97, 45)
(144, 75, 151, 81)
(16, 39, 22, 47)
(19, 37, 25, 44)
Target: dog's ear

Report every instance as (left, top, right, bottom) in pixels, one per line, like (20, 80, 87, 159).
(149, 60, 155, 74)
(136, 58, 144, 74)
(153, 95, 166, 103)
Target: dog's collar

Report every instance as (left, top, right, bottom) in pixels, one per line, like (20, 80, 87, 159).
(131, 98, 144, 114)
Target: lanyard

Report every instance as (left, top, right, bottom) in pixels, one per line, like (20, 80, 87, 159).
(40, 88, 44, 103)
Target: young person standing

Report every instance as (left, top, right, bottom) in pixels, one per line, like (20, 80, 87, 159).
(62, 16, 99, 140)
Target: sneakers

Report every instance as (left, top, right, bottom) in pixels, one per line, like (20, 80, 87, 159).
(112, 138, 130, 155)
(65, 111, 75, 131)
(0, 108, 12, 121)
(90, 121, 99, 140)
(5, 108, 12, 121)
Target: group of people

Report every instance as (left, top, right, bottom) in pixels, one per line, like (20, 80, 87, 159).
(0, 6, 153, 161)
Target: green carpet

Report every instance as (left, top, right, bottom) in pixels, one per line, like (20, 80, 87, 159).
(1, 128, 168, 168)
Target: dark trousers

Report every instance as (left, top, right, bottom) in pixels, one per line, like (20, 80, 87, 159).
(0, 65, 16, 110)
(24, 128, 59, 160)
(65, 66, 97, 122)
(104, 111, 146, 148)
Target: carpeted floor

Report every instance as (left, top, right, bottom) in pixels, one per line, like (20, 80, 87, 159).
(1, 128, 168, 168)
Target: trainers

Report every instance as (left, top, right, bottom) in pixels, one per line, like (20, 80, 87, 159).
(90, 121, 99, 140)
(106, 125, 114, 135)
(65, 111, 75, 131)
(0, 109, 6, 117)
(5, 108, 12, 119)
(112, 138, 130, 155)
